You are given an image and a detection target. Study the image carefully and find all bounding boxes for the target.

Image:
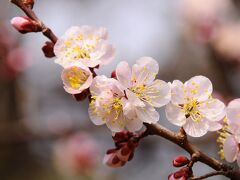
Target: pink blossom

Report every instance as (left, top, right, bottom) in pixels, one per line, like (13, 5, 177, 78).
(54, 26, 115, 68)
(223, 99, 240, 167)
(166, 76, 225, 137)
(61, 62, 93, 94)
(53, 132, 99, 175)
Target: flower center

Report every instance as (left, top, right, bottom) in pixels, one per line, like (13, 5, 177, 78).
(72, 46, 91, 60)
(111, 97, 123, 120)
(131, 84, 148, 97)
(181, 98, 203, 122)
(66, 67, 89, 89)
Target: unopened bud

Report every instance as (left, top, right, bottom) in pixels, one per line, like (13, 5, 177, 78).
(111, 70, 116, 78)
(168, 173, 186, 180)
(42, 41, 55, 58)
(172, 156, 190, 167)
(22, 0, 34, 9)
(11, 16, 41, 34)
(174, 167, 192, 179)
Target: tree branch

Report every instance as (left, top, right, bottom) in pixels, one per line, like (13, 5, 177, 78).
(144, 123, 240, 180)
(10, 0, 58, 43)
(190, 171, 227, 180)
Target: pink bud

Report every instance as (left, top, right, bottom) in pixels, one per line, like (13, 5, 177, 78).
(42, 41, 55, 58)
(11, 16, 41, 34)
(172, 156, 190, 167)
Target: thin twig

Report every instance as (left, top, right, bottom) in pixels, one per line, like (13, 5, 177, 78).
(144, 123, 240, 179)
(10, 0, 58, 43)
(190, 171, 227, 180)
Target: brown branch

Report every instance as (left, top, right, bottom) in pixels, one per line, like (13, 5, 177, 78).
(190, 171, 227, 180)
(144, 123, 240, 180)
(10, 0, 58, 43)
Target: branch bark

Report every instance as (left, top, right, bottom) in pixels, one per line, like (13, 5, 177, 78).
(144, 123, 240, 180)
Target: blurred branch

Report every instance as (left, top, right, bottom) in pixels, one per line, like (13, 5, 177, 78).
(144, 123, 240, 180)
(10, 0, 58, 43)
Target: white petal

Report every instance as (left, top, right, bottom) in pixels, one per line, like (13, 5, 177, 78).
(199, 99, 225, 122)
(88, 105, 105, 125)
(171, 80, 187, 104)
(165, 103, 187, 126)
(106, 121, 125, 132)
(185, 76, 213, 102)
(183, 118, 209, 137)
(223, 136, 238, 162)
(126, 118, 143, 132)
(97, 27, 108, 39)
(146, 79, 171, 107)
(98, 44, 115, 65)
(227, 99, 240, 127)
(136, 106, 159, 124)
(125, 90, 145, 107)
(116, 61, 132, 88)
(132, 57, 159, 84)
(208, 121, 222, 131)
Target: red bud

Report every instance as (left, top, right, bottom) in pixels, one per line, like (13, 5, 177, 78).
(173, 156, 190, 167)
(11, 16, 41, 34)
(42, 41, 55, 58)
(111, 70, 116, 78)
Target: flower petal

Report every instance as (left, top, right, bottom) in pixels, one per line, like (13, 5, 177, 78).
(132, 57, 159, 85)
(98, 44, 115, 65)
(199, 98, 225, 122)
(223, 136, 238, 163)
(116, 61, 132, 88)
(126, 118, 143, 132)
(183, 118, 209, 137)
(185, 76, 213, 102)
(170, 80, 187, 104)
(146, 79, 171, 107)
(88, 104, 105, 125)
(165, 103, 187, 126)
(227, 99, 240, 127)
(136, 105, 159, 124)
(207, 121, 222, 131)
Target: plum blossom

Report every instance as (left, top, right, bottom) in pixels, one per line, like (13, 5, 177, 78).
(116, 57, 171, 108)
(166, 76, 225, 137)
(61, 62, 93, 94)
(54, 26, 115, 68)
(223, 99, 240, 167)
(116, 57, 171, 124)
(88, 75, 144, 132)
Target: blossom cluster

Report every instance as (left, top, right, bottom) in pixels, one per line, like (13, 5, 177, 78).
(54, 26, 228, 138)
(54, 26, 240, 169)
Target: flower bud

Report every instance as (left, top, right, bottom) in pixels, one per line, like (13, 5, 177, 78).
(174, 167, 192, 179)
(111, 70, 116, 78)
(168, 173, 186, 180)
(42, 41, 55, 58)
(172, 156, 190, 167)
(22, 0, 34, 9)
(11, 16, 41, 34)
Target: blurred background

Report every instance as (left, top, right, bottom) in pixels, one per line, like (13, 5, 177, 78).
(1, 0, 240, 179)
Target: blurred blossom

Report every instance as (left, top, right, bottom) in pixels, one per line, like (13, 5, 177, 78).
(53, 132, 99, 176)
(211, 24, 240, 63)
(6, 47, 31, 73)
(0, 23, 30, 80)
(180, 0, 232, 43)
